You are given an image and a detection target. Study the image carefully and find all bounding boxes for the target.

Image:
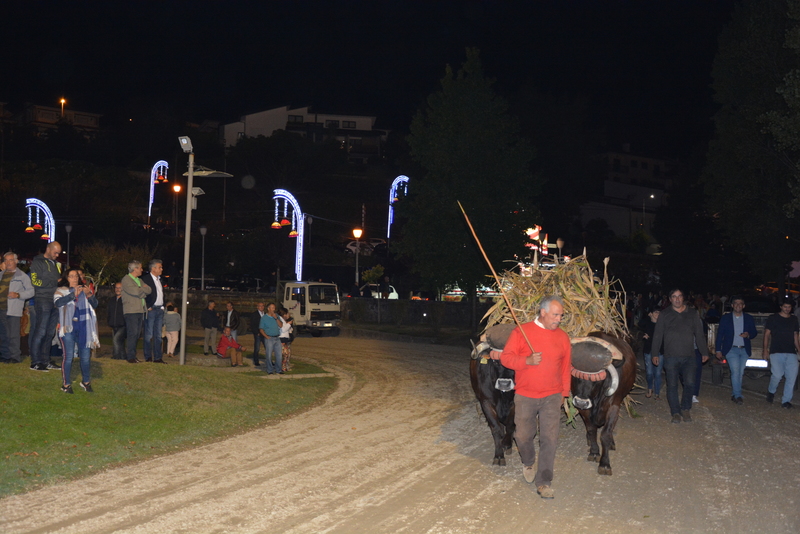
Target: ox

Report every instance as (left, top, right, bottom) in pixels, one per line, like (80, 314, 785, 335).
(469, 324, 516, 466)
(570, 332, 637, 475)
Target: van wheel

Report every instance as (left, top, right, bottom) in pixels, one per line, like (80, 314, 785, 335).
(310, 330, 322, 337)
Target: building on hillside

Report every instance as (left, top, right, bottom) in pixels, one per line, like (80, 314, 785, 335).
(579, 144, 679, 253)
(221, 105, 388, 164)
(22, 103, 102, 137)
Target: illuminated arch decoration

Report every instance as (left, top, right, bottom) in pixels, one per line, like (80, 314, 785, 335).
(25, 198, 56, 243)
(387, 175, 409, 238)
(272, 189, 304, 281)
(148, 160, 169, 226)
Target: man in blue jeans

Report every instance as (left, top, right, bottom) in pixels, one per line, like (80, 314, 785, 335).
(259, 302, 283, 374)
(652, 288, 708, 423)
(763, 299, 800, 409)
(140, 259, 166, 363)
(29, 241, 63, 371)
(715, 296, 758, 405)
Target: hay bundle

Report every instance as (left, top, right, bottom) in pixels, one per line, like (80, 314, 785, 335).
(483, 254, 629, 340)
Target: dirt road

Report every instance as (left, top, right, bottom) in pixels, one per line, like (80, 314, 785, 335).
(2, 336, 799, 533)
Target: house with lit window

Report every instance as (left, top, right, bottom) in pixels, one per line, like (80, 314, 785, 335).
(580, 144, 679, 252)
(221, 105, 388, 164)
(23, 103, 101, 136)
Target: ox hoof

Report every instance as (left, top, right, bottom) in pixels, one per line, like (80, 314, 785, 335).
(598, 466, 612, 476)
(492, 457, 506, 466)
(587, 454, 600, 463)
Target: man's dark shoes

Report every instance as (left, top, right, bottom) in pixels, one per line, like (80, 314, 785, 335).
(30, 363, 49, 372)
(145, 359, 153, 362)
(782, 402, 793, 409)
(766, 392, 775, 404)
(153, 359, 167, 364)
(732, 395, 744, 405)
(671, 414, 681, 424)
(47, 362, 61, 370)
(683, 412, 692, 423)
(127, 359, 138, 364)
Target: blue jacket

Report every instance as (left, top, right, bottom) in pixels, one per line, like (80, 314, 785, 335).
(715, 312, 758, 357)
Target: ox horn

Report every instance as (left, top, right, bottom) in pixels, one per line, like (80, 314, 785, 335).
(605, 363, 619, 396)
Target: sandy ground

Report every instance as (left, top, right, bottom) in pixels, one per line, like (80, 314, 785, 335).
(2, 336, 800, 534)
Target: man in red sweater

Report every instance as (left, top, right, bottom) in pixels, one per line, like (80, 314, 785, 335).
(500, 295, 572, 499)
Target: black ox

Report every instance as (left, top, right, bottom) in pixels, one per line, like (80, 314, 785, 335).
(469, 323, 516, 466)
(570, 332, 637, 475)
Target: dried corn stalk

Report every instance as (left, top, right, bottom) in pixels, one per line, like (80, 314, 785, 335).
(483, 254, 629, 340)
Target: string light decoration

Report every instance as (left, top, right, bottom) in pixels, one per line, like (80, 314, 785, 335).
(25, 198, 56, 243)
(386, 175, 409, 239)
(148, 160, 169, 226)
(272, 189, 305, 281)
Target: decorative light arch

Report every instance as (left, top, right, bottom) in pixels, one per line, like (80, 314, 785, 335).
(387, 175, 409, 238)
(148, 160, 169, 226)
(272, 189, 304, 281)
(25, 198, 56, 242)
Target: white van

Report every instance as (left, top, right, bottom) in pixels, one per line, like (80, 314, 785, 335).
(278, 281, 341, 336)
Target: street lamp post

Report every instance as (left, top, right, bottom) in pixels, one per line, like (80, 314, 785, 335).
(60, 98, 66, 117)
(642, 194, 655, 231)
(353, 228, 363, 285)
(65, 224, 72, 267)
(178, 136, 195, 366)
(200, 225, 207, 290)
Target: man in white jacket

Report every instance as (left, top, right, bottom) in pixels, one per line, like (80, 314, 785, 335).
(0, 252, 35, 364)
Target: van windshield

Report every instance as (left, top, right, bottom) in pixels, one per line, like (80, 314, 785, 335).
(309, 285, 339, 305)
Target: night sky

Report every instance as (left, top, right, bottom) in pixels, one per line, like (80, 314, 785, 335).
(2, 0, 735, 158)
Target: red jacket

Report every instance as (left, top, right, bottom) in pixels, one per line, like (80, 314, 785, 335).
(217, 335, 242, 354)
(500, 321, 572, 399)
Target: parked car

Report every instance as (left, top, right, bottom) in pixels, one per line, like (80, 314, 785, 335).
(367, 283, 399, 299)
(344, 238, 387, 255)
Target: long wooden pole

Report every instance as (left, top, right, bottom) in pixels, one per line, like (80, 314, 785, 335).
(457, 201, 536, 355)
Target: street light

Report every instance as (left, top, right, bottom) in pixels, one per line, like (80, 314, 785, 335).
(353, 228, 363, 285)
(200, 225, 207, 290)
(65, 224, 72, 267)
(60, 98, 66, 117)
(643, 194, 655, 231)
(173, 184, 181, 237)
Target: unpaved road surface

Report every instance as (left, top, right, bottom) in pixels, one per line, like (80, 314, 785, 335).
(2, 336, 800, 533)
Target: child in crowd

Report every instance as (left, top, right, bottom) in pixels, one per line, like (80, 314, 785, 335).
(163, 303, 181, 357)
(279, 308, 294, 372)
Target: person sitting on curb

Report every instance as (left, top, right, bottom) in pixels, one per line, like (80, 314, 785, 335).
(216, 326, 245, 367)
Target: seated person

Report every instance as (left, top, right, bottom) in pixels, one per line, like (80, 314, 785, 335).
(216, 326, 245, 367)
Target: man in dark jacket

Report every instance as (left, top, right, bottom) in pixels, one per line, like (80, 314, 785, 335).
(140, 259, 166, 363)
(652, 288, 708, 423)
(107, 282, 127, 359)
(29, 241, 63, 371)
(222, 301, 241, 341)
(201, 301, 220, 355)
(714, 296, 757, 405)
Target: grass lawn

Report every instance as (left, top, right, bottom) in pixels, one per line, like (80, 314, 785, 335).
(0, 355, 335, 497)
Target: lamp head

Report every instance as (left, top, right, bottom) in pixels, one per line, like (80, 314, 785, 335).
(178, 136, 193, 153)
(353, 228, 363, 239)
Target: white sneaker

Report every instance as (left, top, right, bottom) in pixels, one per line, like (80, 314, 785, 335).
(692, 395, 699, 404)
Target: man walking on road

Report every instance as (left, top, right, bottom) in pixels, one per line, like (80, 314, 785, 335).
(763, 298, 800, 409)
(652, 288, 707, 423)
(29, 241, 62, 371)
(500, 295, 571, 499)
(715, 296, 757, 405)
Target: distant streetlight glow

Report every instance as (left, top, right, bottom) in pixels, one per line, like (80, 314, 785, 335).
(353, 228, 363, 284)
(60, 98, 66, 117)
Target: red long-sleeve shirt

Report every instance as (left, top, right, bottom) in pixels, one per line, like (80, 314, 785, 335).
(500, 321, 572, 399)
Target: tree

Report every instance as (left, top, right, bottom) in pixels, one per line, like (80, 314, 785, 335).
(702, 0, 800, 283)
(398, 48, 542, 293)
